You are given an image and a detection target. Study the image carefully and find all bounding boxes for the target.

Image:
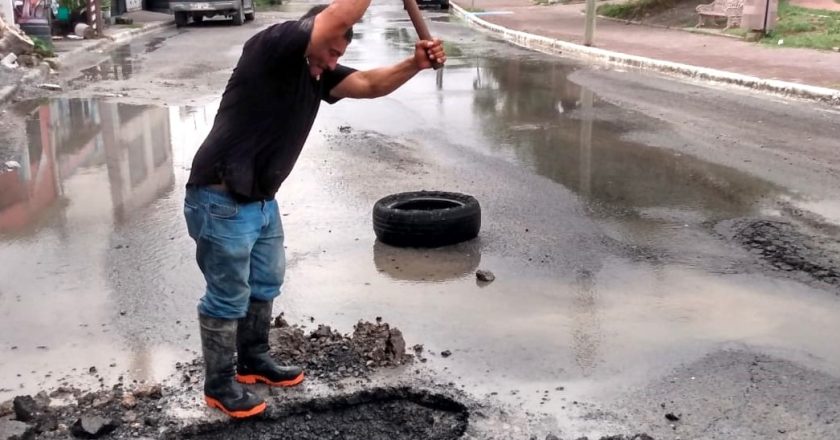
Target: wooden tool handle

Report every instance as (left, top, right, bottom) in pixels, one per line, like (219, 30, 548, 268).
(402, 0, 444, 70)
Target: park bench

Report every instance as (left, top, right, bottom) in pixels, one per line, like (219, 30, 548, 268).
(696, 0, 745, 30)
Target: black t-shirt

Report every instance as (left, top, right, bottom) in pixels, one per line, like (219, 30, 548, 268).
(187, 18, 356, 201)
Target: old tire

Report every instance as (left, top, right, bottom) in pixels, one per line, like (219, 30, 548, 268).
(245, 8, 255, 21)
(174, 11, 188, 27)
(373, 191, 481, 248)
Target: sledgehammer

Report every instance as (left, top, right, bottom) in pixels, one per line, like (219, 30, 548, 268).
(402, 0, 444, 70)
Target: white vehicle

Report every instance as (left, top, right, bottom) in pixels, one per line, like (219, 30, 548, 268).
(170, 0, 256, 27)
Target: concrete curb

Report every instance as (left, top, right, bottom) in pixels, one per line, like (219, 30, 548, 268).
(451, 2, 840, 106)
(0, 19, 174, 107)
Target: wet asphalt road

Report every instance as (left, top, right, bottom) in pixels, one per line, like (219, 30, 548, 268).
(1, 1, 840, 438)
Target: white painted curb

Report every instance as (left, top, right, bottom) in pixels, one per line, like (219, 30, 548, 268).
(451, 2, 840, 106)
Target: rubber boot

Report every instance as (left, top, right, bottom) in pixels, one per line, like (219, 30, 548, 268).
(199, 313, 266, 418)
(235, 300, 305, 387)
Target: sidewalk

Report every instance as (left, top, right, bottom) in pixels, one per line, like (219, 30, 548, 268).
(451, 0, 840, 99)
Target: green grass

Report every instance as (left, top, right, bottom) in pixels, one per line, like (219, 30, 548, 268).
(442, 41, 464, 56)
(31, 36, 55, 58)
(724, 27, 749, 37)
(762, 0, 840, 49)
(597, 0, 675, 20)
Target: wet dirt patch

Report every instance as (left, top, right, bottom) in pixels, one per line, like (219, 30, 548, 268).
(726, 218, 840, 288)
(323, 128, 425, 174)
(172, 387, 469, 440)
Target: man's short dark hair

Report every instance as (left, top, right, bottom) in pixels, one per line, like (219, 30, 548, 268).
(301, 4, 354, 43)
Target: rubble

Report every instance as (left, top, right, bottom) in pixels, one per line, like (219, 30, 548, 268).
(13, 395, 43, 422)
(265, 317, 412, 383)
(0, 15, 35, 58)
(38, 83, 63, 91)
(71, 414, 118, 438)
(1, 52, 18, 69)
(476, 269, 496, 282)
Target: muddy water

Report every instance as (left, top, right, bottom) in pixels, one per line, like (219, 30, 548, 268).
(1, 6, 839, 436)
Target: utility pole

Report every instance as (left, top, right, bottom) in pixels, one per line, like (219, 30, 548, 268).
(584, 0, 596, 46)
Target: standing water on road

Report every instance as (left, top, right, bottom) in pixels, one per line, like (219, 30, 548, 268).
(0, 98, 215, 400)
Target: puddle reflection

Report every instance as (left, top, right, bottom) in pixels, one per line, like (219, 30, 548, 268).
(468, 57, 784, 222)
(70, 35, 169, 85)
(373, 239, 481, 283)
(0, 99, 174, 235)
(0, 98, 215, 400)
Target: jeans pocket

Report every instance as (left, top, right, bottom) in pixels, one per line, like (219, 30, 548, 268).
(184, 201, 201, 239)
(208, 200, 239, 219)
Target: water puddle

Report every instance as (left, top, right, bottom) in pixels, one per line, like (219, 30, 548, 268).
(144, 36, 170, 55)
(77, 44, 138, 82)
(68, 34, 172, 85)
(0, 98, 216, 400)
(342, 48, 786, 229)
(373, 240, 481, 283)
(464, 57, 785, 223)
(354, 21, 785, 228)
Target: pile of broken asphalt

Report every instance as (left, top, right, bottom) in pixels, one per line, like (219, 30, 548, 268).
(1, 318, 655, 440)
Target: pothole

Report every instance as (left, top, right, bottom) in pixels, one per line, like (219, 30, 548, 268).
(172, 387, 469, 440)
(731, 219, 840, 287)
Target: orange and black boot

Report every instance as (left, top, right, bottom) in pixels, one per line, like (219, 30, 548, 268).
(235, 300, 305, 387)
(199, 313, 266, 418)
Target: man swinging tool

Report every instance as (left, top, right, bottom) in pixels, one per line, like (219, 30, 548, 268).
(183, 0, 446, 419)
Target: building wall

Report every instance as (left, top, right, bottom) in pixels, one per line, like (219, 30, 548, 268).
(126, 0, 142, 12)
(0, 0, 14, 25)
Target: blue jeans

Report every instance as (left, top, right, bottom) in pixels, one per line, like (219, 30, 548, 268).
(184, 186, 285, 319)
